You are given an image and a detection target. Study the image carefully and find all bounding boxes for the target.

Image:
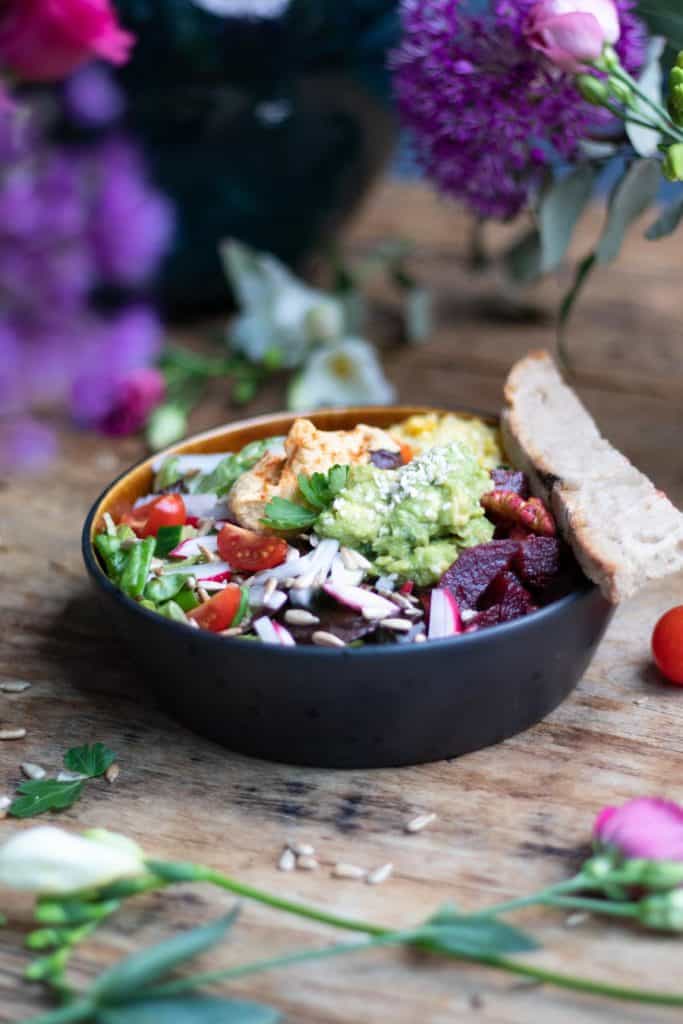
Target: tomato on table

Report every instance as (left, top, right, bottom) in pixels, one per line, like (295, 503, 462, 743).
(188, 585, 243, 633)
(121, 494, 186, 538)
(652, 606, 683, 685)
(217, 523, 288, 572)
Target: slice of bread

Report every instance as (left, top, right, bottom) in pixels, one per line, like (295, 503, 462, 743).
(501, 350, 683, 603)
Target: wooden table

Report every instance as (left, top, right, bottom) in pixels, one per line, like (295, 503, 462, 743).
(2, 180, 683, 1023)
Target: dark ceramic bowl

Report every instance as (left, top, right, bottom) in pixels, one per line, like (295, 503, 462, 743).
(82, 406, 614, 769)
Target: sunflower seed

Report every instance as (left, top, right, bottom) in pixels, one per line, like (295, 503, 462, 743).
(564, 912, 589, 928)
(263, 577, 278, 602)
(201, 580, 227, 592)
(57, 770, 87, 783)
(292, 571, 317, 590)
(290, 842, 315, 857)
(297, 855, 319, 871)
(21, 763, 46, 780)
(387, 592, 413, 611)
(0, 681, 31, 693)
(0, 795, 11, 818)
(333, 862, 367, 880)
(403, 606, 423, 619)
(414, 633, 427, 643)
(197, 587, 211, 603)
(0, 728, 26, 740)
(197, 517, 216, 536)
(312, 631, 346, 648)
(405, 811, 437, 834)
(198, 543, 218, 564)
(362, 607, 390, 621)
(220, 626, 246, 637)
(460, 609, 477, 623)
(103, 512, 117, 537)
(105, 763, 120, 784)
(284, 609, 320, 626)
(382, 618, 413, 632)
(278, 848, 296, 872)
(283, 577, 296, 589)
(367, 862, 393, 886)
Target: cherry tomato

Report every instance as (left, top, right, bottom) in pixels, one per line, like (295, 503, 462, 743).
(652, 606, 683, 685)
(188, 585, 242, 633)
(121, 494, 186, 539)
(400, 442, 414, 465)
(217, 523, 288, 573)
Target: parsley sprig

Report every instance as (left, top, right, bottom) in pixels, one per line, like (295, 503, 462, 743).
(261, 464, 349, 531)
(10, 743, 116, 819)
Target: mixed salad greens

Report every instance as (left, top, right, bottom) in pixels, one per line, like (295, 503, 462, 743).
(95, 414, 580, 647)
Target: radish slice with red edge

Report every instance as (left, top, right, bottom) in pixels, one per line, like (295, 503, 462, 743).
(254, 616, 294, 645)
(272, 621, 296, 646)
(165, 560, 232, 580)
(428, 588, 462, 639)
(170, 534, 219, 558)
(323, 582, 396, 617)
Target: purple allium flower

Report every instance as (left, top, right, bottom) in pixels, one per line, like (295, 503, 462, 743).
(63, 63, 126, 126)
(391, 0, 647, 220)
(0, 417, 57, 475)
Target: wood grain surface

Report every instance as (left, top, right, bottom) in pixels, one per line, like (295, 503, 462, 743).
(2, 180, 683, 1023)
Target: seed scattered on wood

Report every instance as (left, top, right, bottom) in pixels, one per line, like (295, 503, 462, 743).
(297, 855, 319, 871)
(312, 631, 346, 648)
(0, 681, 31, 693)
(632, 697, 646, 706)
(21, 763, 46, 780)
(382, 618, 413, 632)
(333, 862, 367, 880)
(0, 795, 11, 819)
(361, 607, 390, 621)
(263, 577, 278, 602)
(105, 763, 120, 784)
(57, 770, 87, 783)
(0, 728, 26, 740)
(198, 543, 218, 564)
(405, 811, 437, 834)
(564, 912, 589, 928)
(278, 848, 296, 872)
(367, 862, 393, 886)
(197, 587, 211, 604)
(290, 842, 315, 857)
(284, 609, 320, 626)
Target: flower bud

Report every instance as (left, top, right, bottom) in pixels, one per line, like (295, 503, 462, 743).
(576, 74, 610, 106)
(25, 928, 66, 951)
(525, 1, 620, 73)
(24, 948, 70, 982)
(663, 144, 683, 183)
(669, 76, 683, 126)
(607, 76, 632, 105)
(638, 889, 683, 932)
(677, 51, 683, 71)
(35, 898, 120, 925)
(145, 403, 187, 452)
(614, 858, 683, 890)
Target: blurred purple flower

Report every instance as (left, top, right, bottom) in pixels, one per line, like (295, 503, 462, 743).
(391, 0, 647, 220)
(63, 63, 126, 126)
(0, 417, 57, 475)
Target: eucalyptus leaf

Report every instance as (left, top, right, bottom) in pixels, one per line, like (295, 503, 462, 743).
(637, 1, 683, 48)
(596, 159, 661, 264)
(97, 996, 280, 1024)
(64, 743, 116, 779)
(539, 166, 598, 273)
(645, 195, 683, 238)
(92, 911, 239, 1004)
(417, 907, 538, 958)
(626, 37, 665, 158)
(502, 229, 542, 285)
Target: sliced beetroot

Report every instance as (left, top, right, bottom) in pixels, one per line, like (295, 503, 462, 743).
(480, 571, 535, 621)
(440, 540, 519, 610)
(370, 449, 403, 470)
(514, 536, 561, 590)
(470, 606, 501, 630)
(490, 468, 530, 498)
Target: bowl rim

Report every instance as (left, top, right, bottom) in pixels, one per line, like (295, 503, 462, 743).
(82, 405, 599, 658)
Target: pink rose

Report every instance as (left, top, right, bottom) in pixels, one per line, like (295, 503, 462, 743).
(594, 798, 683, 862)
(525, 0, 620, 73)
(0, 0, 135, 83)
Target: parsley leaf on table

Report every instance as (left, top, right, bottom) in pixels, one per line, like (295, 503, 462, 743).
(9, 779, 85, 818)
(261, 464, 349, 531)
(64, 742, 116, 779)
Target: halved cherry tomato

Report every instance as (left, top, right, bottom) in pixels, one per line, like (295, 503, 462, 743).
(121, 494, 186, 539)
(652, 606, 683, 685)
(217, 523, 288, 572)
(400, 442, 414, 465)
(188, 584, 242, 633)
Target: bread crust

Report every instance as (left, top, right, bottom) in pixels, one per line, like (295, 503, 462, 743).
(502, 351, 683, 603)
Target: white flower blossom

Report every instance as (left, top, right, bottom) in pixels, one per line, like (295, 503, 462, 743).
(0, 827, 145, 895)
(288, 337, 395, 411)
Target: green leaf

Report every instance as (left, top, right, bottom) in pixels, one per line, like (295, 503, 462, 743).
(194, 438, 281, 496)
(637, 1, 683, 48)
(92, 911, 239, 1005)
(98, 997, 279, 1024)
(626, 37, 665, 158)
(645, 195, 683, 239)
(502, 229, 543, 285)
(153, 457, 182, 493)
(327, 464, 349, 497)
(539, 166, 598, 273)
(297, 472, 329, 511)
(558, 252, 597, 367)
(9, 779, 85, 818)
(64, 743, 116, 779)
(260, 497, 318, 531)
(417, 907, 538, 958)
(596, 159, 662, 264)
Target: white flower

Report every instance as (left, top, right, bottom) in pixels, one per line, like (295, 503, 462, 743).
(221, 240, 344, 368)
(288, 337, 395, 411)
(0, 827, 145, 895)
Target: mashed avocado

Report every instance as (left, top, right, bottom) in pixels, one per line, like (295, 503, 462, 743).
(315, 442, 494, 585)
(390, 413, 503, 471)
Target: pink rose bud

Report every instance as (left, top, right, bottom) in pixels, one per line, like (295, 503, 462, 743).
(98, 368, 166, 438)
(594, 798, 683, 862)
(0, 0, 135, 84)
(525, 0, 621, 73)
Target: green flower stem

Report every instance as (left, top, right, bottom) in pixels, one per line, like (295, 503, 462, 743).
(20, 1000, 94, 1024)
(609, 65, 683, 139)
(161, 347, 243, 379)
(603, 100, 671, 136)
(537, 895, 639, 918)
(475, 874, 589, 917)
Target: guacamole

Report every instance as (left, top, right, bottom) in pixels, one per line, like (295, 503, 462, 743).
(315, 442, 494, 585)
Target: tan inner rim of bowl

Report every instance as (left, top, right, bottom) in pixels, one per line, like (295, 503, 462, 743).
(90, 405, 498, 543)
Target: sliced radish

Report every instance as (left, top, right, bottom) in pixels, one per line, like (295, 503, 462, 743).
(170, 534, 219, 559)
(182, 493, 227, 520)
(253, 616, 294, 646)
(166, 560, 232, 580)
(428, 588, 463, 640)
(330, 554, 364, 588)
(272, 621, 296, 646)
(323, 582, 396, 617)
(308, 538, 340, 581)
(264, 589, 287, 612)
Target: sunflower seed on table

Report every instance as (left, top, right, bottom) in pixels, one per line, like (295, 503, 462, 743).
(0, 728, 26, 740)
(332, 862, 367, 880)
(278, 848, 297, 872)
(0, 681, 31, 693)
(564, 912, 589, 928)
(284, 609, 320, 626)
(57, 770, 87, 783)
(297, 855, 319, 871)
(21, 763, 46, 781)
(381, 618, 414, 632)
(289, 842, 315, 857)
(312, 631, 346, 649)
(367, 862, 393, 886)
(405, 811, 437, 834)
(105, 763, 120, 784)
